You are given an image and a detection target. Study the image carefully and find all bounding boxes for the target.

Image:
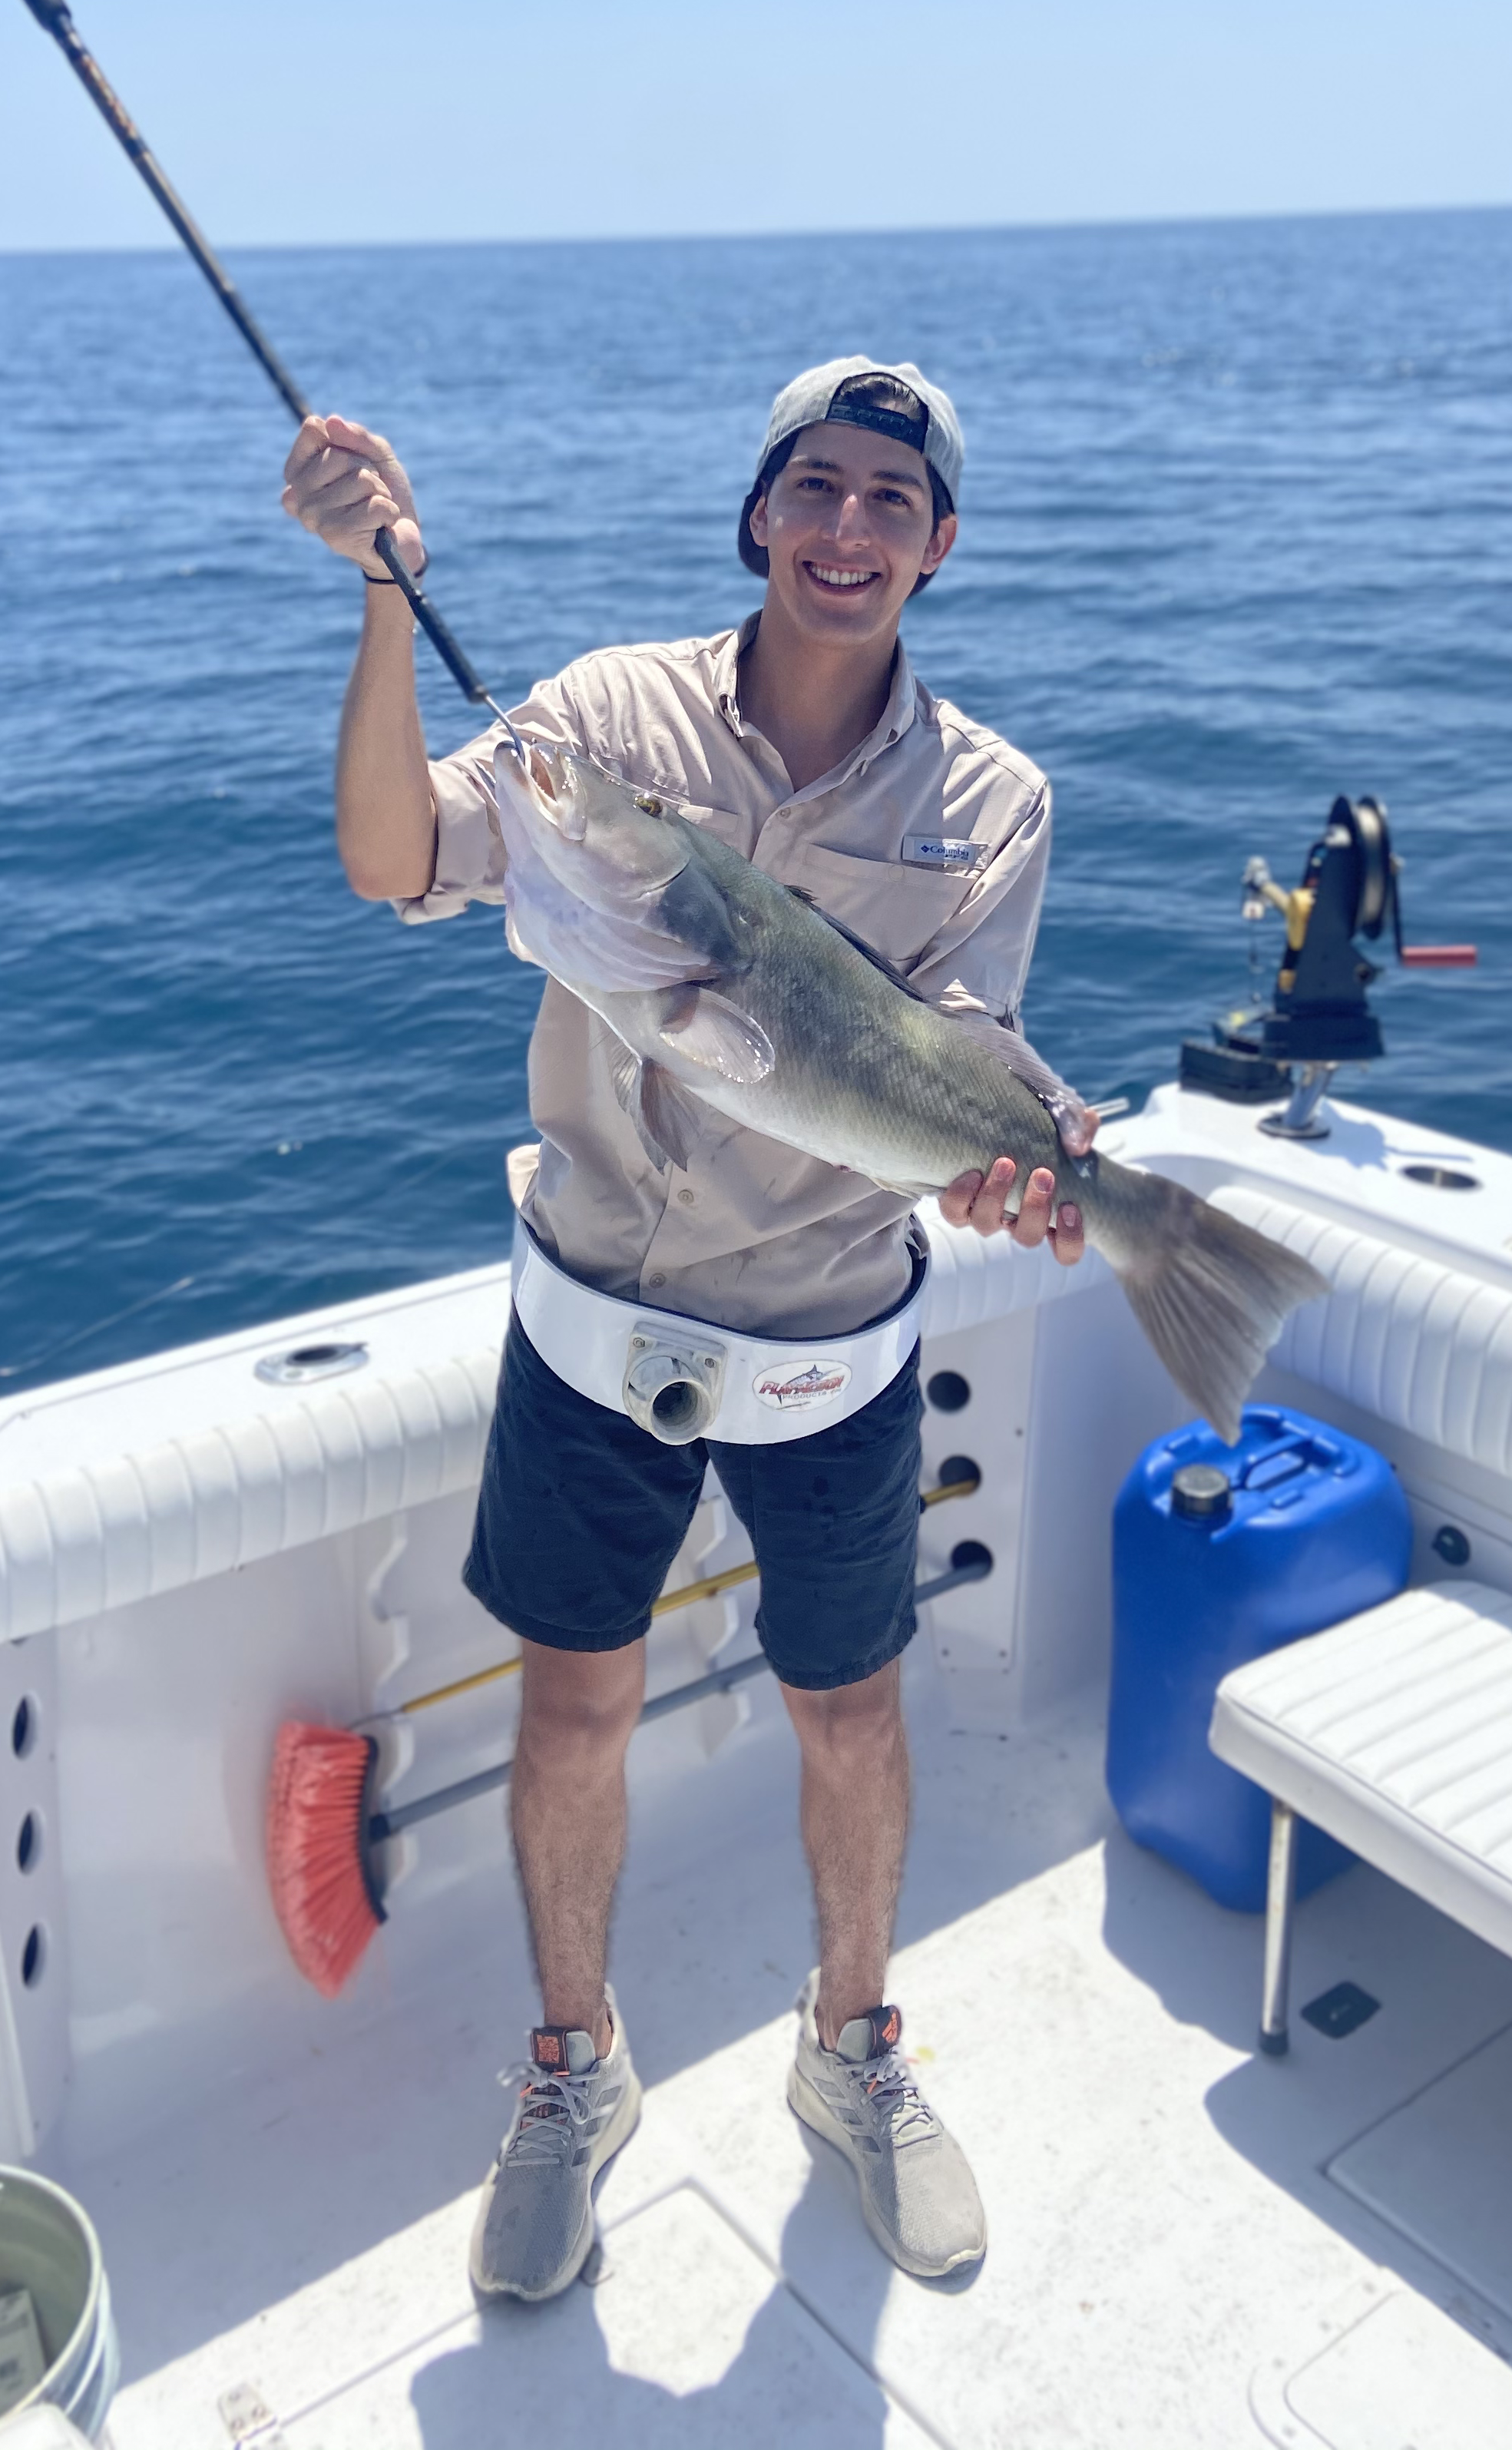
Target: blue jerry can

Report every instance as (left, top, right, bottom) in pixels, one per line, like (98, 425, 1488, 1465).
(1106, 1404, 1412, 1911)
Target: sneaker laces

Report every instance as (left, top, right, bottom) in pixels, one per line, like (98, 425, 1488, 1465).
(495, 2058, 600, 2168)
(849, 2044, 941, 2149)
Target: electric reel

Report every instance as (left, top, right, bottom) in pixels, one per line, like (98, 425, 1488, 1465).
(1179, 796, 1476, 1139)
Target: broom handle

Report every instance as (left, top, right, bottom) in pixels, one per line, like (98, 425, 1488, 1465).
(369, 1550, 992, 1842)
(22, 0, 514, 728)
(392, 1466, 982, 1718)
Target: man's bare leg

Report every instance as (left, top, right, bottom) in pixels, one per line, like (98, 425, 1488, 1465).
(782, 1657, 909, 2048)
(509, 1637, 645, 2057)
(783, 1654, 984, 2276)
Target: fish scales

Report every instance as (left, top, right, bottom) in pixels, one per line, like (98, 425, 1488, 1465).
(689, 833, 1064, 1191)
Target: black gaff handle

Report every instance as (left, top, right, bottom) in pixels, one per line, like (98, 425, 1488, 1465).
(23, 0, 505, 721)
(22, 0, 311, 424)
(371, 530, 498, 708)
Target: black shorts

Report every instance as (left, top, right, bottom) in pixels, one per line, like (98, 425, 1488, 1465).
(463, 1310, 924, 1691)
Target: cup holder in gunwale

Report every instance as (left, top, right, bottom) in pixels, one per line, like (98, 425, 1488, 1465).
(1399, 1164, 1481, 1192)
(255, 1340, 369, 1386)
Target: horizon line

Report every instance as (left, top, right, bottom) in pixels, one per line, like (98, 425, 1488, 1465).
(2, 196, 1510, 263)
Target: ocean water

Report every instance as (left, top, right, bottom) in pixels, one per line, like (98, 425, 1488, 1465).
(2, 212, 1509, 1393)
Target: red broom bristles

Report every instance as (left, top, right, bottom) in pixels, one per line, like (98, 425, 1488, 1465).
(266, 1721, 385, 1998)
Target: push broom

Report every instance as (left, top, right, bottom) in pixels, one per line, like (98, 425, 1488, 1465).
(269, 1468, 987, 1997)
(22, 0, 992, 1997)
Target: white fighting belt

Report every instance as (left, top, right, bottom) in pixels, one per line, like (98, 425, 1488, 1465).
(511, 1215, 929, 1446)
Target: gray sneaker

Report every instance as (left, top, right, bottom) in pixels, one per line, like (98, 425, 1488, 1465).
(469, 1985, 642, 2303)
(788, 1974, 986, 2279)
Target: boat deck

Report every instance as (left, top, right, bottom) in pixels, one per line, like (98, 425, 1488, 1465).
(48, 1644, 1512, 2449)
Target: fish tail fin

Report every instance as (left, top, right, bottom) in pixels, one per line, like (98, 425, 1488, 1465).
(1100, 1170, 1328, 1443)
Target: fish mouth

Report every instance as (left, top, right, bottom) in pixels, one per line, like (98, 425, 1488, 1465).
(493, 737, 690, 912)
(802, 561, 883, 597)
(518, 743, 590, 841)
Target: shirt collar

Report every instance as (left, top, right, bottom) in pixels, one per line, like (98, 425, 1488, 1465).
(713, 615, 760, 738)
(713, 614, 920, 795)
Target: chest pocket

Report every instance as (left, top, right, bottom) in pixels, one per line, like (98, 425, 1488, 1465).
(777, 841, 974, 972)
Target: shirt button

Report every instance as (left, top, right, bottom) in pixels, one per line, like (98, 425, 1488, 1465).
(647, 1272, 667, 1290)
(678, 1188, 696, 1205)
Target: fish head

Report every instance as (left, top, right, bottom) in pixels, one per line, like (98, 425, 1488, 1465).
(491, 738, 724, 998)
(495, 740, 690, 918)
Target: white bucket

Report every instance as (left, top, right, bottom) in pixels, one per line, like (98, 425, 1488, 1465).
(0, 2170, 117, 2443)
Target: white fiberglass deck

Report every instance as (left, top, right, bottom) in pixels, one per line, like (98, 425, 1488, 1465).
(47, 1657, 1512, 2450)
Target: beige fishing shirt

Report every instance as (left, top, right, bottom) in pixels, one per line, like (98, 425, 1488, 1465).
(399, 614, 1051, 1337)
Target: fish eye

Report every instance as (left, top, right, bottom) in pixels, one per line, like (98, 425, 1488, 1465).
(632, 793, 663, 816)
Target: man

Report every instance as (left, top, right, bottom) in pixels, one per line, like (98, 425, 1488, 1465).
(283, 357, 1088, 2301)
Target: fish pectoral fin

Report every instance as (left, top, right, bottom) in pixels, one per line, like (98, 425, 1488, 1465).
(609, 1045, 701, 1171)
(658, 988, 775, 1084)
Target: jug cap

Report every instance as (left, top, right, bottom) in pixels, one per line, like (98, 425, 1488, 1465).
(1171, 1463, 1233, 1520)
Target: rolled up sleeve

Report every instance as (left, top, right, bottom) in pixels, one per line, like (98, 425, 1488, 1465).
(392, 672, 587, 925)
(392, 725, 509, 924)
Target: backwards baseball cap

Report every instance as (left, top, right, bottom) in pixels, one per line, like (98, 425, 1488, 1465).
(738, 356, 964, 584)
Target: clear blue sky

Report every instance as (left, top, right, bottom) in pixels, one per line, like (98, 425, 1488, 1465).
(2, 0, 1508, 251)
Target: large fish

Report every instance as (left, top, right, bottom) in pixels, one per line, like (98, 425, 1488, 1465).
(493, 742, 1325, 1441)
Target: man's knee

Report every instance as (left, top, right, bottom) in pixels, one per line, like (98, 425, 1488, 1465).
(516, 1637, 646, 1760)
(784, 1657, 905, 1766)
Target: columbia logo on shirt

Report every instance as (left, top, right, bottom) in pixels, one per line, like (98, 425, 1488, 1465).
(902, 834, 986, 874)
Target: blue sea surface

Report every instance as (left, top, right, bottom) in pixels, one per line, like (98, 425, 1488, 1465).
(2, 214, 1509, 1392)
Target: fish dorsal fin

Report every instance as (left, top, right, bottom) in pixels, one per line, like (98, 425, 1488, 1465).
(781, 887, 926, 1002)
(609, 1045, 701, 1171)
(659, 988, 775, 1084)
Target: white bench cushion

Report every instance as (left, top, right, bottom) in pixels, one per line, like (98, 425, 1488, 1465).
(1209, 1581, 1512, 1961)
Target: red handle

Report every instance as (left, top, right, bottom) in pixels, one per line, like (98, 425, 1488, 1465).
(1400, 945, 1478, 968)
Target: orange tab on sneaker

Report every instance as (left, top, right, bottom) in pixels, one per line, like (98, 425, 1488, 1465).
(529, 2025, 597, 2075)
(835, 2004, 903, 2062)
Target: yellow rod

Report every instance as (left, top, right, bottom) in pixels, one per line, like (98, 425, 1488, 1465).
(920, 1472, 981, 1509)
(402, 1657, 524, 1713)
(397, 1472, 980, 1713)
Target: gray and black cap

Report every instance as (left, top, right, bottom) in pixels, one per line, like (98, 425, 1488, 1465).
(738, 355, 964, 586)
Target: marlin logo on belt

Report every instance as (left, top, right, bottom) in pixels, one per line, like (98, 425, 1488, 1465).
(752, 1359, 853, 1412)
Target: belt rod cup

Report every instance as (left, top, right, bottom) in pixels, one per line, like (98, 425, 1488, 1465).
(624, 1327, 726, 1445)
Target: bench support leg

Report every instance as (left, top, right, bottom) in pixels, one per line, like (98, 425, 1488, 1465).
(1259, 1799, 1297, 2058)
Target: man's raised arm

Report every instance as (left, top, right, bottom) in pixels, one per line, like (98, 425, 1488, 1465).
(281, 413, 436, 901)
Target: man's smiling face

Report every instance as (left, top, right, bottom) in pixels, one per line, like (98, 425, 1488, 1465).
(749, 422, 957, 646)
